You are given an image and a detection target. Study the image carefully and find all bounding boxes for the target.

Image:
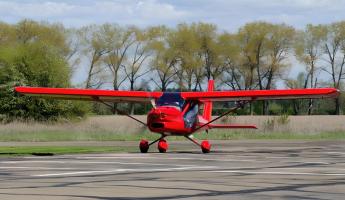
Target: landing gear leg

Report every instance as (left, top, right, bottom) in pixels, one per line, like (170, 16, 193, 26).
(139, 135, 166, 153)
(185, 135, 211, 153)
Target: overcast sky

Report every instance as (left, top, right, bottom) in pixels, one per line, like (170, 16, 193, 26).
(1, 0, 345, 32)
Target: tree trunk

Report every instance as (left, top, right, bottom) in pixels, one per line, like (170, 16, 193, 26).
(308, 62, 315, 115)
(263, 101, 269, 115)
(112, 103, 118, 114)
(112, 77, 119, 114)
(130, 103, 135, 115)
(263, 70, 273, 115)
(130, 80, 135, 114)
(249, 102, 253, 115)
(292, 100, 299, 115)
(161, 81, 166, 92)
(335, 97, 341, 115)
(85, 62, 94, 88)
(307, 99, 313, 115)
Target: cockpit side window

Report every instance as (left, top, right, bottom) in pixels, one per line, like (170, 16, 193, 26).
(156, 92, 185, 109)
(183, 102, 199, 128)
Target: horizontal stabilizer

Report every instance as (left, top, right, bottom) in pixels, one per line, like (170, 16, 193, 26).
(208, 124, 257, 129)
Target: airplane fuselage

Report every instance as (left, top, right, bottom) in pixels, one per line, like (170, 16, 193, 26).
(147, 106, 200, 135)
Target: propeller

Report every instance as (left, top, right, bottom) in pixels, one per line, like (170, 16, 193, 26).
(150, 98, 157, 109)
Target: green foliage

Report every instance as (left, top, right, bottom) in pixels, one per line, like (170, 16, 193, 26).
(1, 19, 345, 119)
(0, 20, 89, 121)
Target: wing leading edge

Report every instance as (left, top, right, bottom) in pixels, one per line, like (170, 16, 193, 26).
(15, 87, 339, 103)
(15, 87, 162, 103)
(181, 88, 339, 102)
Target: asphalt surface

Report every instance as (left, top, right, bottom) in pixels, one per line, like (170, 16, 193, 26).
(0, 140, 345, 200)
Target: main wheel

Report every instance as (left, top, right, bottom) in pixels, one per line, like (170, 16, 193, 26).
(201, 140, 211, 153)
(158, 139, 168, 153)
(139, 139, 149, 153)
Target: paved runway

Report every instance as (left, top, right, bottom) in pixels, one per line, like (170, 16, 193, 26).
(0, 140, 345, 199)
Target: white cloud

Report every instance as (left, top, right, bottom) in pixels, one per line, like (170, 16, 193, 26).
(2, 0, 342, 86)
(1, 0, 345, 31)
(0, 1, 74, 18)
(160, 0, 345, 30)
(0, 0, 189, 27)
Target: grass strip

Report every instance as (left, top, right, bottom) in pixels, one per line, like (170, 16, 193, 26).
(1, 131, 345, 142)
(0, 146, 137, 156)
(193, 131, 345, 140)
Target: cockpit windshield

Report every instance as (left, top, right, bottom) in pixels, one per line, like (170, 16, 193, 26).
(156, 92, 185, 109)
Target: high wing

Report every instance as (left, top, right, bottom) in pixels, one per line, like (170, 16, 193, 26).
(15, 87, 162, 103)
(181, 88, 339, 102)
(15, 87, 339, 103)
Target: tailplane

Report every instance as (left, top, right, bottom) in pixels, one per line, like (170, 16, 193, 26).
(201, 80, 257, 130)
(203, 80, 214, 121)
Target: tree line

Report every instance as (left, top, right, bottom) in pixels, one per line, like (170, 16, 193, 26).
(1, 19, 345, 120)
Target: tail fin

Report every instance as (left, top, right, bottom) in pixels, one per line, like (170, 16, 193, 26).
(203, 80, 214, 121)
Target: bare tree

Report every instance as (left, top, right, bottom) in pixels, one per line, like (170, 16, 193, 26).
(122, 27, 158, 113)
(260, 24, 295, 114)
(103, 24, 137, 91)
(170, 23, 203, 91)
(151, 39, 177, 91)
(295, 24, 327, 114)
(321, 21, 345, 114)
(64, 28, 82, 74)
(79, 24, 111, 89)
(285, 72, 309, 115)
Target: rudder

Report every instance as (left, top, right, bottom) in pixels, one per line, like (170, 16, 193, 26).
(203, 80, 214, 121)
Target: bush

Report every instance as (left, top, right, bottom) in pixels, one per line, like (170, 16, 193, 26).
(0, 20, 90, 122)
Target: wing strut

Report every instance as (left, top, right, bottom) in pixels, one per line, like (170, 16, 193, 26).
(94, 98, 147, 126)
(190, 101, 249, 134)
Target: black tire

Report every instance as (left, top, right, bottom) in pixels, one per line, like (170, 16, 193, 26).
(139, 140, 149, 153)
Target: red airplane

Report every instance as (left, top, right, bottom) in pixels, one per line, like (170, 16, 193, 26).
(15, 80, 339, 153)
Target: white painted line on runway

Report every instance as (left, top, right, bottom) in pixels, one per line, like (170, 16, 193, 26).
(73, 161, 194, 167)
(76, 156, 258, 162)
(1, 161, 66, 164)
(324, 152, 345, 155)
(0, 166, 75, 170)
(300, 161, 330, 165)
(148, 157, 256, 162)
(261, 160, 331, 165)
(265, 156, 297, 159)
(75, 156, 152, 159)
(0, 160, 193, 167)
(206, 170, 345, 176)
(31, 166, 218, 177)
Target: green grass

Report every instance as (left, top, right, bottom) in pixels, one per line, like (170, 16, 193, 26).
(0, 130, 345, 142)
(0, 130, 158, 142)
(194, 131, 345, 140)
(0, 131, 344, 157)
(0, 146, 137, 156)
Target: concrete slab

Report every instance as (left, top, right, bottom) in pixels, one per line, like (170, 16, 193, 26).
(0, 140, 344, 199)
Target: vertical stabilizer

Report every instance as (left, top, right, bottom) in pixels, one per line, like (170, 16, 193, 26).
(203, 80, 214, 121)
